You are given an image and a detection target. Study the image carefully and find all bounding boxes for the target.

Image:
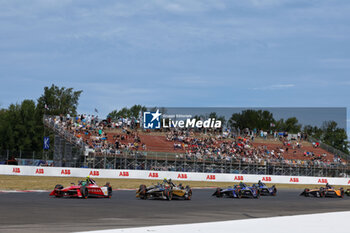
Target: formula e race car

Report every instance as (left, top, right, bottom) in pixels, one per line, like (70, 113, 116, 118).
(213, 182, 260, 198)
(345, 189, 350, 196)
(253, 180, 277, 196)
(136, 179, 192, 200)
(49, 177, 112, 198)
(300, 184, 344, 198)
(212, 185, 243, 198)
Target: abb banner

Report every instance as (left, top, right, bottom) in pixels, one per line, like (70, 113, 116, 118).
(0, 165, 349, 186)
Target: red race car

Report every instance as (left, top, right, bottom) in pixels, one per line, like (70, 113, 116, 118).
(49, 177, 112, 198)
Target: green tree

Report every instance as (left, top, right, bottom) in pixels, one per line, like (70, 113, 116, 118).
(322, 121, 349, 153)
(108, 105, 147, 120)
(107, 110, 119, 121)
(228, 110, 274, 130)
(129, 105, 147, 119)
(0, 100, 42, 151)
(284, 117, 302, 133)
(37, 84, 82, 116)
(0, 85, 82, 152)
(303, 121, 349, 154)
(303, 125, 323, 139)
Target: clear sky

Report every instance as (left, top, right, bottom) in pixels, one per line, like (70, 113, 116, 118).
(0, 0, 349, 133)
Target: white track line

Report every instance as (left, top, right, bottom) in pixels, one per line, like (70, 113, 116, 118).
(77, 211, 350, 233)
(0, 190, 48, 193)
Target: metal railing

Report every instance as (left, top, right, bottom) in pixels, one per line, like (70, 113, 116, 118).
(43, 116, 86, 151)
(1, 149, 349, 177)
(84, 152, 350, 177)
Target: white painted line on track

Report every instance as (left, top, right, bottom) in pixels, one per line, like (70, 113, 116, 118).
(0, 190, 48, 193)
(76, 211, 350, 233)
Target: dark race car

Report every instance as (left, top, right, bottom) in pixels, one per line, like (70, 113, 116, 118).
(345, 189, 350, 196)
(49, 177, 112, 198)
(253, 180, 277, 196)
(300, 183, 344, 198)
(213, 182, 260, 199)
(212, 185, 243, 198)
(136, 179, 192, 201)
(238, 182, 260, 198)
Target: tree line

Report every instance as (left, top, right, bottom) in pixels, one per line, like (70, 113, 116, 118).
(0, 84, 82, 152)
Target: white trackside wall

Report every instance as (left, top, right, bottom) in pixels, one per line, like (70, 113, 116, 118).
(1, 165, 350, 186)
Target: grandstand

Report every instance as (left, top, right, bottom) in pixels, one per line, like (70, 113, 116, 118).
(33, 115, 349, 178)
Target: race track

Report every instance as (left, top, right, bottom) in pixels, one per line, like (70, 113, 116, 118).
(1, 189, 350, 233)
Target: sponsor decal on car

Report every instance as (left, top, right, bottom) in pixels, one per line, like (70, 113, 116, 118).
(89, 188, 103, 193)
(100, 187, 108, 195)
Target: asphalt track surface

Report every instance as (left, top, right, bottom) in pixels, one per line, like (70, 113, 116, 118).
(1, 189, 350, 233)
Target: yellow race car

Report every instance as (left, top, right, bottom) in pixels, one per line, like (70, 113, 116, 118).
(136, 179, 192, 200)
(300, 184, 344, 198)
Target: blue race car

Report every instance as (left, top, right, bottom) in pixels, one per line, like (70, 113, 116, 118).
(212, 185, 243, 198)
(253, 180, 277, 196)
(238, 182, 260, 198)
(213, 182, 260, 198)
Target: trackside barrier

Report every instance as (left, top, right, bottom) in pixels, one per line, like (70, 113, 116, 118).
(1, 165, 350, 186)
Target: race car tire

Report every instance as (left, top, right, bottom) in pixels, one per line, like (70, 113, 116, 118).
(54, 184, 64, 197)
(228, 191, 234, 198)
(272, 187, 277, 196)
(104, 184, 112, 198)
(185, 189, 192, 200)
(80, 186, 88, 199)
(255, 190, 260, 199)
(139, 185, 147, 199)
(319, 191, 325, 198)
(165, 190, 173, 201)
(215, 188, 222, 198)
(237, 189, 242, 199)
(340, 189, 344, 198)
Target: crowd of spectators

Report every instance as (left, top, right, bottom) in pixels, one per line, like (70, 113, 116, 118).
(46, 115, 146, 157)
(46, 115, 345, 168)
(166, 129, 345, 167)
